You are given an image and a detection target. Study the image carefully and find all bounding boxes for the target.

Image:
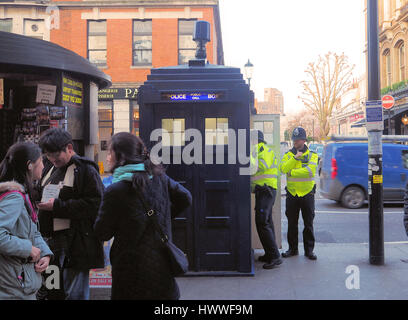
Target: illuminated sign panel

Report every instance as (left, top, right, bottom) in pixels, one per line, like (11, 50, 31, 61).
(161, 92, 224, 101)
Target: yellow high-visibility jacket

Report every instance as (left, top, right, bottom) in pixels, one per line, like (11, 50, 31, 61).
(250, 142, 278, 191)
(279, 147, 318, 197)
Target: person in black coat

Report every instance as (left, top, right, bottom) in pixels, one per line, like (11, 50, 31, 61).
(94, 132, 192, 300)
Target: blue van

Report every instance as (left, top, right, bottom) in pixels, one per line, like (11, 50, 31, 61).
(319, 142, 408, 208)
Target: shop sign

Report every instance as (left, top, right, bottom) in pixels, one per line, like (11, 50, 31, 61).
(349, 112, 364, 123)
(36, 84, 57, 105)
(62, 75, 83, 108)
(98, 88, 138, 100)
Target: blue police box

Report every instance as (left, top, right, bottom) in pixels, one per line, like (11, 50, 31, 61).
(137, 22, 254, 275)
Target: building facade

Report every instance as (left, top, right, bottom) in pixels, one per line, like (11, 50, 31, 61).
(263, 88, 284, 115)
(373, 0, 408, 134)
(0, 0, 224, 170)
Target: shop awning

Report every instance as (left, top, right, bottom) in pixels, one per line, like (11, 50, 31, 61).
(0, 31, 111, 88)
(350, 118, 366, 128)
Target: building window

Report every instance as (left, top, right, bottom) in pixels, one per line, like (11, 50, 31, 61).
(399, 42, 405, 81)
(178, 19, 197, 65)
(161, 118, 185, 146)
(205, 118, 228, 145)
(88, 20, 107, 67)
(24, 19, 45, 40)
(98, 101, 113, 151)
(254, 121, 274, 145)
(130, 101, 140, 136)
(133, 20, 152, 66)
(0, 19, 12, 33)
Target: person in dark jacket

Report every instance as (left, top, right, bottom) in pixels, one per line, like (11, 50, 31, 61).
(94, 132, 192, 300)
(36, 128, 105, 300)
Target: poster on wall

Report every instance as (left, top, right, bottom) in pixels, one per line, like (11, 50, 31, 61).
(36, 84, 57, 104)
(62, 75, 83, 108)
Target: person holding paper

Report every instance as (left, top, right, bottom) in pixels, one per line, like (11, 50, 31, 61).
(36, 128, 104, 300)
(0, 142, 53, 300)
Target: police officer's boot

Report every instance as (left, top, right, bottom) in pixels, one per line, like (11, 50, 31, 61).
(281, 249, 299, 258)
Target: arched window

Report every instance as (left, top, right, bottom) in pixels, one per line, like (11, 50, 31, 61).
(383, 49, 392, 86)
(399, 41, 405, 81)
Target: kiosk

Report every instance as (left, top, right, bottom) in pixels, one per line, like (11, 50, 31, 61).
(0, 31, 111, 160)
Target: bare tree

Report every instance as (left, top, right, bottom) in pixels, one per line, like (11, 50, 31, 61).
(285, 110, 321, 142)
(299, 52, 355, 140)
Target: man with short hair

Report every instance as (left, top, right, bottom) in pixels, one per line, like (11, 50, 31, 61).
(251, 130, 282, 269)
(279, 127, 318, 260)
(37, 128, 105, 300)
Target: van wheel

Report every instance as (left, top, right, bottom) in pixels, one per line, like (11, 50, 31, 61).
(341, 186, 365, 209)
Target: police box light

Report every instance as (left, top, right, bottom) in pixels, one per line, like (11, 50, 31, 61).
(161, 92, 224, 101)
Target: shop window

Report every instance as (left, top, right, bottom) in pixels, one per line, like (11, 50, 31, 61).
(98, 101, 113, 151)
(23, 19, 45, 40)
(133, 20, 152, 66)
(254, 121, 274, 145)
(178, 19, 197, 65)
(0, 19, 12, 33)
(130, 102, 140, 136)
(88, 20, 107, 67)
(161, 118, 185, 146)
(205, 118, 228, 145)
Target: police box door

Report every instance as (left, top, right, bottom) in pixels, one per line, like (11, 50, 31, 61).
(154, 103, 238, 272)
(153, 105, 196, 269)
(195, 103, 237, 271)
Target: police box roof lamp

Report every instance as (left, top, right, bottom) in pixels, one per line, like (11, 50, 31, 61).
(189, 21, 211, 67)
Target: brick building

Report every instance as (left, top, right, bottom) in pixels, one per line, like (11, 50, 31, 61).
(0, 0, 224, 169)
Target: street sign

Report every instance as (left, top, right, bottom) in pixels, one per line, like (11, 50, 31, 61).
(382, 95, 394, 109)
(365, 100, 384, 131)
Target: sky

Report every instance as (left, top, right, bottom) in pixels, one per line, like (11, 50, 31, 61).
(218, 0, 366, 115)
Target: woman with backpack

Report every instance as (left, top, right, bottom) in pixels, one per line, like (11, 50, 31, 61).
(0, 142, 53, 300)
(94, 132, 192, 300)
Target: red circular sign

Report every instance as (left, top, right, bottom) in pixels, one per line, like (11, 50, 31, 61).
(382, 95, 395, 109)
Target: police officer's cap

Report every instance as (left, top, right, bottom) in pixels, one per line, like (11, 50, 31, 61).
(291, 127, 307, 141)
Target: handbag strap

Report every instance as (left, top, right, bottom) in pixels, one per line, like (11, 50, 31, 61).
(135, 188, 169, 243)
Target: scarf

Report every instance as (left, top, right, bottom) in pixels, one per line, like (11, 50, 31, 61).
(112, 164, 150, 183)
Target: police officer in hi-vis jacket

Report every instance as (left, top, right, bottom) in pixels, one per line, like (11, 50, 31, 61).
(280, 127, 318, 260)
(251, 130, 282, 269)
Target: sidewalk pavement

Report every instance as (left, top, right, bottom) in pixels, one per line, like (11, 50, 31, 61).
(176, 242, 408, 300)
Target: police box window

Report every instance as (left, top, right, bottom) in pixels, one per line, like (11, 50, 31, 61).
(205, 118, 228, 145)
(0, 19, 12, 33)
(133, 20, 152, 66)
(88, 20, 107, 67)
(178, 19, 197, 65)
(162, 118, 185, 147)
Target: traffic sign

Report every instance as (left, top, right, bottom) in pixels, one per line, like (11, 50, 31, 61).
(382, 95, 394, 109)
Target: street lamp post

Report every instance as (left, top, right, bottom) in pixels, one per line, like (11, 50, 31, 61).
(244, 59, 254, 88)
(367, 0, 384, 266)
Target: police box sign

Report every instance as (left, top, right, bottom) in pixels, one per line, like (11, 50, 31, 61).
(161, 92, 224, 102)
(365, 100, 384, 131)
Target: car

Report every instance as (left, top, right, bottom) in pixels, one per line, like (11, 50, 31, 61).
(319, 142, 408, 209)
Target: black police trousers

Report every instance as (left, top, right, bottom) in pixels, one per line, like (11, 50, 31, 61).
(254, 185, 280, 260)
(285, 190, 315, 254)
